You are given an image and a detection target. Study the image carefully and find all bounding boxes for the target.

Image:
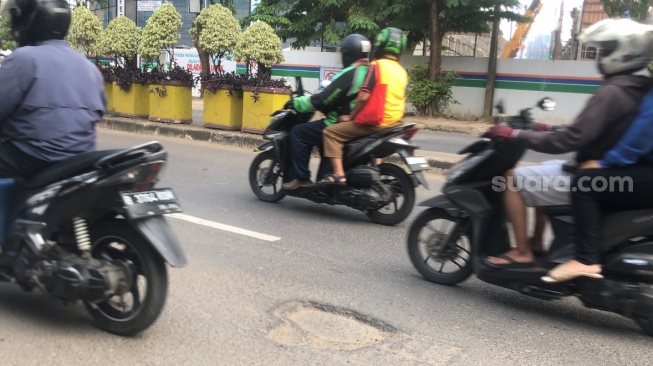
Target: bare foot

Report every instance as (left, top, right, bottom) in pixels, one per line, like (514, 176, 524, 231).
(486, 249, 534, 265)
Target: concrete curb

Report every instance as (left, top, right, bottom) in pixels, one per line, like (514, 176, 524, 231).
(99, 117, 463, 173)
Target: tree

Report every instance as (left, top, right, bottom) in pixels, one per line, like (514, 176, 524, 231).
(66, 6, 103, 56)
(0, 17, 16, 50)
(139, 3, 182, 67)
(190, 4, 241, 76)
(96, 16, 142, 68)
(601, 0, 652, 19)
(235, 21, 284, 79)
(248, 0, 526, 115)
(243, 0, 428, 49)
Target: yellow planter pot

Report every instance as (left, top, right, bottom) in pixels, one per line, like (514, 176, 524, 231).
(203, 88, 243, 131)
(148, 82, 192, 124)
(104, 81, 114, 112)
(112, 82, 149, 119)
(241, 86, 291, 134)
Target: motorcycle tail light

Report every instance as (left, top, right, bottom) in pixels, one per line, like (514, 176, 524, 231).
(402, 127, 419, 140)
(95, 161, 165, 187)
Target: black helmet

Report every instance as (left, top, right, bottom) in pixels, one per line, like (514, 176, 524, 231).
(373, 27, 407, 60)
(339, 34, 371, 68)
(0, 0, 71, 47)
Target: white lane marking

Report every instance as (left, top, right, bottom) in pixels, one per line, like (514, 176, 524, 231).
(167, 213, 281, 242)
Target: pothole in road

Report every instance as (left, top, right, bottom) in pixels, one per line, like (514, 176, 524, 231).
(266, 301, 406, 351)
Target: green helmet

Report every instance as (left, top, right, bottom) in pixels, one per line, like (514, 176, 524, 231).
(373, 27, 407, 59)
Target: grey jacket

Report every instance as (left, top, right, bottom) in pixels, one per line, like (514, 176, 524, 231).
(0, 40, 106, 162)
(515, 74, 653, 167)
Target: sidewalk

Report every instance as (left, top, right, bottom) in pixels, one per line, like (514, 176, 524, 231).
(98, 98, 492, 173)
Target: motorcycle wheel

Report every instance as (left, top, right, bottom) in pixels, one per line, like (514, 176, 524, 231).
(84, 221, 168, 336)
(407, 208, 473, 285)
(366, 163, 416, 226)
(249, 150, 286, 203)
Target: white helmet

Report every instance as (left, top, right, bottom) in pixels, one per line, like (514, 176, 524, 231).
(580, 18, 653, 75)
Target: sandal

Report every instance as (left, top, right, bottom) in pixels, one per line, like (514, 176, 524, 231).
(319, 173, 346, 185)
(541, 263, 603, 283)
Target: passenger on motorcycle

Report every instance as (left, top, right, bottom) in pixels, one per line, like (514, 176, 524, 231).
(483, 18, 653, 268)
(321, 27, 408, 184)
(281, 34, 371, 190)
(543, 85, 653, 282)
(0, 0, 105, 179)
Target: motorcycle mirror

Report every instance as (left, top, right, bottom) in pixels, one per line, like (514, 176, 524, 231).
(320, 80, 332, 88)
(538, 97, 556, 111)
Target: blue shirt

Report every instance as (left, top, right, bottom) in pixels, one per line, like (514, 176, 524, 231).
(601, 87, 653, 168)
(0, 40, 106, 162)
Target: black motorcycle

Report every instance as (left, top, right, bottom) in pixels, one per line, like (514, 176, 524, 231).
(248, 78, 430, 226)
(407, 98, 653, 336)
(0, 141, 186, 336)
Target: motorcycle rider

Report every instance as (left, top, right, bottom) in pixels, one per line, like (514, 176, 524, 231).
(483, 18, 653, 268)
(0, 0, 106, 179)
(321, 27, 408, 184)
(282, 34, 371, 190)
(542, 85, 653, 282)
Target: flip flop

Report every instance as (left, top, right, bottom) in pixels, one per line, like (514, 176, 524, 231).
(541, 263, 604, 283)
(483, 254, 535, 269)
(319, 173, 346, 185)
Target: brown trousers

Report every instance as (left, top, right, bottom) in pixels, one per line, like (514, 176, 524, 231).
(323, 121, 401, 158)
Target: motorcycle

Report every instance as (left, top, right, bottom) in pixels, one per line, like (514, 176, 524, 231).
(248, 78, 431, 226)
(0, 141, 186, 336)
(407, 98, 653, 336)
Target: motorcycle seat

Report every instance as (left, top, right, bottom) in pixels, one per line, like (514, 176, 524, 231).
(17, 150, 121, 189)
(543, 205, 572, 216)
(348, 123, 417, 144)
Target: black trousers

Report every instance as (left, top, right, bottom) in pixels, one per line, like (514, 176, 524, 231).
(0, 142, 50, 179)
(572, 165, 653, 265)
(289, 119, 331, 181)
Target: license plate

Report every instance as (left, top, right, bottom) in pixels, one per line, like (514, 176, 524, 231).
(405, 156, 430, 171)
(120, 189, 182, 219)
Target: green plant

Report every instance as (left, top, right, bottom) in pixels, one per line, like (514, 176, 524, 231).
(406, 65, 459, 117)
(190, 4, 241, 73)
(139, 3, 182, 66)
(66, 6, 103, 56)
(0, 17, 16, 50)
(96, 16, 142, 69)
(234, 21, 284, 80)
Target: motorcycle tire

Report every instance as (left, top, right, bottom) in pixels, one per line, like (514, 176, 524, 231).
(407, 208, 473, 285)
(366, 163, 416, 226)
(249, 150, 286, 203)
(85, 220, 168, 336)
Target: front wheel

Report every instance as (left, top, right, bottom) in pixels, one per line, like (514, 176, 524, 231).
(85, 221, 168, 336)
(366, 163, 416, 226)
(407, 208, 473, 285)
(249, 150, 286, 203)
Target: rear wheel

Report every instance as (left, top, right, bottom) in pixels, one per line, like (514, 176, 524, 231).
(366, 163, 415, 226)
(407, 208, 473, 285)
(249, 150, 286, 203)
(85, 221, 168, 336)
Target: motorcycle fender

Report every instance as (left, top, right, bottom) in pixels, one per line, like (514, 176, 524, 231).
(418, 195, 461, 217)
(254, 142, 274, 152)
(130, 216, 187, 267)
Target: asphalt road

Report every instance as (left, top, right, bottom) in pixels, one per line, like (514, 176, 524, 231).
(0, 130, 650, 365)
(412, 130, 574, 163)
